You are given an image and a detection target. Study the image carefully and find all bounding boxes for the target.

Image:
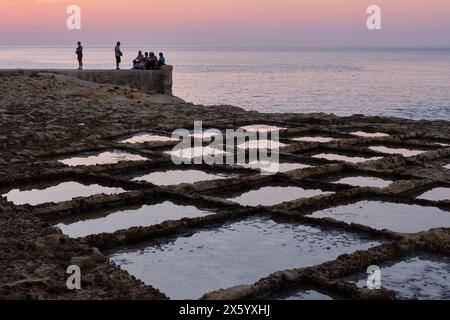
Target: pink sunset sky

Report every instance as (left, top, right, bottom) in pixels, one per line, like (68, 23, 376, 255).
(0, 0, 449, 46)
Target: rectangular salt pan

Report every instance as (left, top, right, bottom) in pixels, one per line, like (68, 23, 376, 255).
(350, 131, 389, 138)
(120, 133, 178, 144)
(132, 170, 232, 186)
(165, 146, 228, 160)
(369, 146, 425, 157)
(108, 216, 382, 299)
(417, 188, 450, 201)
(292, 137, 335, 143)
(239, 161, 312, 174)
(345, 255, 450, 300)
(240, 125, 286, 132)
(59, 150, 148, 166)
(56, 201, 214, 238)
(311, 200, 450, 233)
(3, 181, 125, 206)
(332, 176, 393, 188)
(226, 186, 333, 206)
(274, 289, 333, 300)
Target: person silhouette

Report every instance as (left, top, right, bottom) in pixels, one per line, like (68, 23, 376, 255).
(115, 42, 123, 70)
(75, 41, 83, 70)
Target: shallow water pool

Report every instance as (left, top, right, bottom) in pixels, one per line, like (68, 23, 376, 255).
(132, 170, 234, 186)
(310, 200, 450, 233)
(3, 181, 125, 206)
(59, 150, 148, 166)
(345, 255, 450, 300)
(108, 216, 382, 299)
(56, 201, 214, 238)
(226, 186, 332, 206)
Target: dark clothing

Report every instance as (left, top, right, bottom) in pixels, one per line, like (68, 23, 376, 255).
(115, 46, 122, 57)
(146, 56, 158, 70)
(115, 45, 123, 68)
(76, 46, 83, 67)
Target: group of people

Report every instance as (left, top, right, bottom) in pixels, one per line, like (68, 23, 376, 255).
(75, 41, 166, 70)
(131, 50, 166, 70)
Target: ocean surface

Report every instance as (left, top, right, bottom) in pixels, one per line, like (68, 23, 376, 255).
(1, 47, 449, 121)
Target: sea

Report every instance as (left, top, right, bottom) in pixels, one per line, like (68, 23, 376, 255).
(1, 47, 449, 121)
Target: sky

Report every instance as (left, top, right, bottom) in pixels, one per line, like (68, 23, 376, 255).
(0, 0, 449, 47)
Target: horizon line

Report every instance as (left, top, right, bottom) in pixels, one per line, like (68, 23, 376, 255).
(1, 45, 450, 50)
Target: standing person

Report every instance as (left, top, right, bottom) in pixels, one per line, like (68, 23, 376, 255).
(75, 41, 83, 70)
(158, 52, 166, 68)
(115, 42, 123, 70)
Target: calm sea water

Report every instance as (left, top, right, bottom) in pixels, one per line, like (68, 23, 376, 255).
(1, 47, 449, 121)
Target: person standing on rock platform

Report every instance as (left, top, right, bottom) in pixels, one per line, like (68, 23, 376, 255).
(115, 42, 123, 70)
(76, 42, 83, 70)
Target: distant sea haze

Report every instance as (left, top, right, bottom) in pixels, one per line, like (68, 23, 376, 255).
(1, 47, 449, 121)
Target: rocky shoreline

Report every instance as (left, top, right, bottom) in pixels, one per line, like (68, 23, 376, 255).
(1, 72, 449, 299)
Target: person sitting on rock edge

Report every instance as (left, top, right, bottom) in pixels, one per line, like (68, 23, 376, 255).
(147, 52, 158, 70)
(158, 52, 166, 68)
(132, 51, 145, 69)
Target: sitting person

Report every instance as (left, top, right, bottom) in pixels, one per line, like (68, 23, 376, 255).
(143, 52, 149, 70)
(158, 52, 166, 68)
(146, 52, 158, 70)
(132, 50, 145, 69)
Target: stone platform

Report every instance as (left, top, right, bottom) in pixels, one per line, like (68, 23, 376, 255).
(0, 66, 173, 95)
